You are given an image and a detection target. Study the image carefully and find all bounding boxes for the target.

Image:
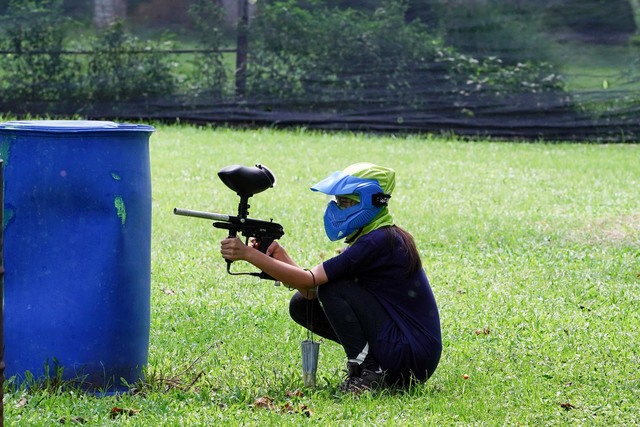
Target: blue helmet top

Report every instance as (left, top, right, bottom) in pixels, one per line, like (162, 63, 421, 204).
(311, 171, 390, 241)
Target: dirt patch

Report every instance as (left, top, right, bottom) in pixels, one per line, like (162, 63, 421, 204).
(572, 213, 640, 245)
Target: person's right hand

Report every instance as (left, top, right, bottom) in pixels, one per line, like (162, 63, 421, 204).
(220, 236, 249, 262)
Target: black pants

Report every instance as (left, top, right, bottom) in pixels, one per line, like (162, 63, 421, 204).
(289, 279, 391, 370)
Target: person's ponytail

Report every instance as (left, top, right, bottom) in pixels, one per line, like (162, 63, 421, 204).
(386, 226, 422, 276)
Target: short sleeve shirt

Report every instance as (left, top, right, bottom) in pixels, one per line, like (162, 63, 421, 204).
(323, 227, 442, 379)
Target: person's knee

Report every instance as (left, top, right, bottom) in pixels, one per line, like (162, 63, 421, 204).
(317, 279, 359, 303)
(316, 279, 347, 302)
(316, 283, 329, 302)
(288, 292, 307, 325)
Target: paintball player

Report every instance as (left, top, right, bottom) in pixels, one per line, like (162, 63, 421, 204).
(220, 162, 441, 393)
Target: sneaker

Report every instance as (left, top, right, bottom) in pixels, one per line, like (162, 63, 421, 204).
(351, 368, 386, 392)
(339, 363, 386, 394)
(338, 362, 362, 393)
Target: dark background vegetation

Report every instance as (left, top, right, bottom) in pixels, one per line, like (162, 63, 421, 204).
(1, 0, 639, 141)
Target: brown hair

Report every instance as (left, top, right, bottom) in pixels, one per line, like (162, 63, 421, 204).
(385, 225, 422, 276)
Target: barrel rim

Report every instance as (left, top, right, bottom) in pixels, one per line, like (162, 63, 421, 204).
(0, 120, 155, 133)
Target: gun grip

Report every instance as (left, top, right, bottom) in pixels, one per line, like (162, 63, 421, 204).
(225, 229, 238, 269)
(254, 236, 275, 255)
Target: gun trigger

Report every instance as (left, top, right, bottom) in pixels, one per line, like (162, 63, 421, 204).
(274, 280, 281, 286)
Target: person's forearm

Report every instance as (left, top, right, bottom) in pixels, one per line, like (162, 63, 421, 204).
(274, 248, 298, 267)
(244, 249, 316, 290)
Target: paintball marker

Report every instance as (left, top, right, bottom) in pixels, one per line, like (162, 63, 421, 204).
(174, 164, 284, 281)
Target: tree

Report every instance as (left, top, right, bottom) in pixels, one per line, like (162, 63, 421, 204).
(93, 0, 126, 28)
(628, 0, 640, 33)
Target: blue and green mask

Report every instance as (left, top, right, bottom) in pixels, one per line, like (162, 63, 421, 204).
(311, 163, 395, 242)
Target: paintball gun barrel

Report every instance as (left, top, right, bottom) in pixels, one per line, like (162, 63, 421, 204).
(173, 164, 284, 280)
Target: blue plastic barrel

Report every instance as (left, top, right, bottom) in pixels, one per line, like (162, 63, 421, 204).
(0, 120, 155, 393)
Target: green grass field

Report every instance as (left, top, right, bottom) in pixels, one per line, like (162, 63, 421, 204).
(5, 125, 640, 426)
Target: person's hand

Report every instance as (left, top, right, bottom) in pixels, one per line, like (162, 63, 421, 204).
(220, 237, 249, 261)
(264, 240, 284, 259)
(264, 240, 297, 265)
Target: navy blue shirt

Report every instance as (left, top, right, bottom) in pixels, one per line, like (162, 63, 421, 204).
(323, 227, 442, 381)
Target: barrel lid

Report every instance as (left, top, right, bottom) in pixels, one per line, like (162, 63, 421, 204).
(0, 120, 155, 133)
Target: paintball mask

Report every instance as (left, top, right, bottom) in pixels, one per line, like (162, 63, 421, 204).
(311, 164, 393, 241)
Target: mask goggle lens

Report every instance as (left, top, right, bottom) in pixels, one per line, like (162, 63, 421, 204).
(335, 196, 359, 209)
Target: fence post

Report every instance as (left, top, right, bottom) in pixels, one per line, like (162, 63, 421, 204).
(235, 0, 249, 98)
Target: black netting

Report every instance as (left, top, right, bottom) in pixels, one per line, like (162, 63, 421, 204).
(1, 0, 640, 141)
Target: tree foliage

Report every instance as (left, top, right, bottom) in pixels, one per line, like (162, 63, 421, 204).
(0, 0, 611, 120)
(0, 0, 81, 107)
(86, 21, 176, 104)
(247, 0, 565, 113)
